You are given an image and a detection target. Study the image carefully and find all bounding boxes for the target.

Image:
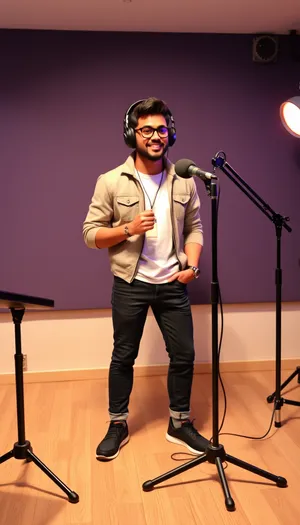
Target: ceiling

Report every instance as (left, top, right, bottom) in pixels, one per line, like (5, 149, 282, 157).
(0, 0, 299, 34)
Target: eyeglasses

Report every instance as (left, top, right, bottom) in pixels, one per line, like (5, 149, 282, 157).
(135, 126, 169, 139)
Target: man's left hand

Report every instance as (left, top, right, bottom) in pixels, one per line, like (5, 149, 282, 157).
(168, 269, 195, 284)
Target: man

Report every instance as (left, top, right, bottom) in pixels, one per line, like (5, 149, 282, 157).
(83, 97, 209, 460)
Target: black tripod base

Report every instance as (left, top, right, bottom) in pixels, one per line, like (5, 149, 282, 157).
(0, 441, 79, 504)
(142, 444, 287, 511)
(267, 367, 300, 427)
(267, 367, 300, 406)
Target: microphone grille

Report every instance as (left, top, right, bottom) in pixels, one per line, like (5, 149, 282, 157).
(174, 159, 195, 178)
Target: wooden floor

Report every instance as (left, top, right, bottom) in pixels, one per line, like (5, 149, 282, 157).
(0, 370, 299, 525)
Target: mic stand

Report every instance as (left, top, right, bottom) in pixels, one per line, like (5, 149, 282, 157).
(212, 153, 298, 425)
(266, 216, 300, 411)
(0, 291, 79, 504)
(142, 177, 287, 512)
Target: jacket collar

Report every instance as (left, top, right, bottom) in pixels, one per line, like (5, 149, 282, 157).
(122, 153, 176, 180)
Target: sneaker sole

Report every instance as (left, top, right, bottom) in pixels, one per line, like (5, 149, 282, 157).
(96, 435, 130, 461)
(166, 433, 206, 455)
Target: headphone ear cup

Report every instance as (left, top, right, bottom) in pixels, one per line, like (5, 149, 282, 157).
(123, 126, 136, 148)
(123, 99, 145, 149)
(168, 115, 177, 147)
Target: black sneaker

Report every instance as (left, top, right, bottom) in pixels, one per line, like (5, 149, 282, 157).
(166, 418, 209, 454)
(96, 420, 129, 461)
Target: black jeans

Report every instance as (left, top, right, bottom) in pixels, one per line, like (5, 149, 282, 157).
(109, 276, 195, 417)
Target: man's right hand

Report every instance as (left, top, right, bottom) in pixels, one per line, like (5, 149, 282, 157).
(128, 210, 155, 236)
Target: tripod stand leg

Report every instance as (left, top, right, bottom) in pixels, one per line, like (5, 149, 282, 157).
(282, 398, 300, 407)
(27, 449, 79, 503)
(215, 456, 235, 511)
(225, 453, 287, 487)
(143, 453, 208, 491)
(0, 450, 14, 464)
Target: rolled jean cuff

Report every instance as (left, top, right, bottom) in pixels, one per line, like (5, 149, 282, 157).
(109, 411, 129, 421)
(169, 409, 190, 420)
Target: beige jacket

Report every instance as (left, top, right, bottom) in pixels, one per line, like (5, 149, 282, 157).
(83, 154, 203, 282)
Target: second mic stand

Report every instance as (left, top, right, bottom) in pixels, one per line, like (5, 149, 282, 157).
(212, 153, 297, 426)
(142, 178, 287, 512)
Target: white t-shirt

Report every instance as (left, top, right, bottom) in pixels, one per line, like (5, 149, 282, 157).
(135, 171, 179, 284)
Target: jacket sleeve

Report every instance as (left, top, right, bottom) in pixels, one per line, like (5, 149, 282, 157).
(183, 179, 204, 246)
(82, 174, 113, 249)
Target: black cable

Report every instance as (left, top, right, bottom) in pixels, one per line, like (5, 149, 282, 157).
(215, 184, 227, 435)
(218, 405, 276, 441)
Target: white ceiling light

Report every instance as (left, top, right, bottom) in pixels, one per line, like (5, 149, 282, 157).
(280, 96, 300, 138)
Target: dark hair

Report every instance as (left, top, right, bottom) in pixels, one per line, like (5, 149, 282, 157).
(129, 97, 172, 128)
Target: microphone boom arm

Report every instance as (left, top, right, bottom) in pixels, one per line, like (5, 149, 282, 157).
(212, 153, 292, 232)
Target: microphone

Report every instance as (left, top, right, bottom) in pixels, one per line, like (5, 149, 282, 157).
(175, 159, 218, 181)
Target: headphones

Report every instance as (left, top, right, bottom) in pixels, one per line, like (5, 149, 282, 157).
(123, 99, 177, 149)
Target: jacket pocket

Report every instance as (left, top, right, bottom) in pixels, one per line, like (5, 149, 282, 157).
(115, 195, 140, 222)
(173, 194, 190, 221)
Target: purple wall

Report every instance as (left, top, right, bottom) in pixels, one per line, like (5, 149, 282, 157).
(0, 29, 299, 309)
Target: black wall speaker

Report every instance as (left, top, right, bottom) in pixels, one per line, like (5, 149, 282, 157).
(252, 34, 279, 63)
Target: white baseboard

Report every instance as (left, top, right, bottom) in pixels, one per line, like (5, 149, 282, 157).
(0, 359, 299, 385)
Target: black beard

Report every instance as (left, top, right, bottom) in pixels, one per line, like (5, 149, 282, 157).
(136, 142, 169, 161)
